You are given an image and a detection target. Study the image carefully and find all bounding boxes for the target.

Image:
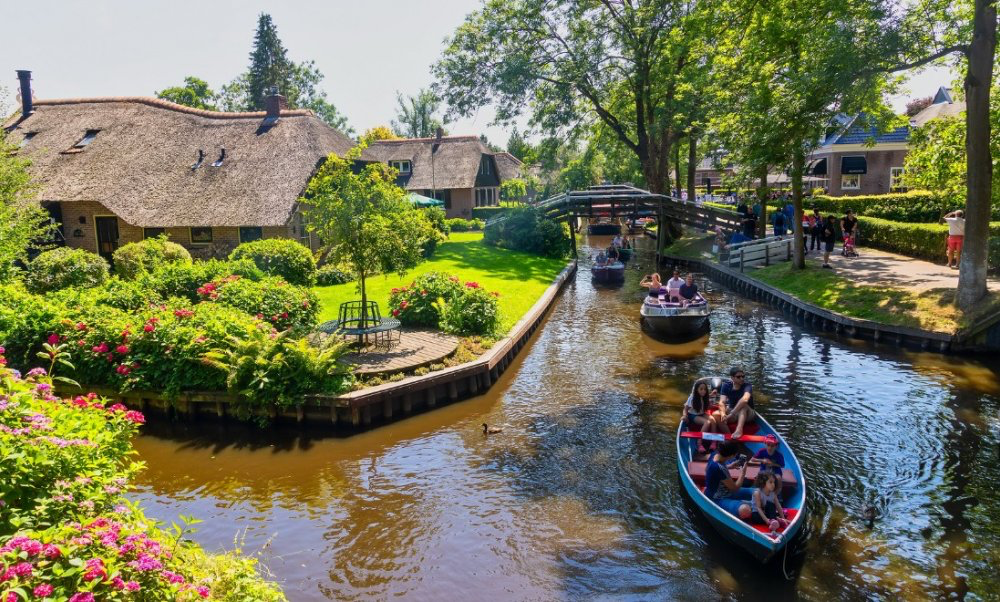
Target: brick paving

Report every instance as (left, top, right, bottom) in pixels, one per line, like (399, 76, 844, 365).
(342, 328, 459, 376)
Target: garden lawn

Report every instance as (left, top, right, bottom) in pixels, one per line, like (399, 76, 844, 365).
(313, 232, 568, 333)
(749, 262, 1000, 334)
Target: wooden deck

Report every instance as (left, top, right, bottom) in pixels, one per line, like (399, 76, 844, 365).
(342, 329, 459, 376)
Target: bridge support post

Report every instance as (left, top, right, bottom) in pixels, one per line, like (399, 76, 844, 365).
(568, 214, 577, 258)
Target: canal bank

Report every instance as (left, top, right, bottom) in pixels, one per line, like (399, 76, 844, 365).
(131, 235, 1000, 600)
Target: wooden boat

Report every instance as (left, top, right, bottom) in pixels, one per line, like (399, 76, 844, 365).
(588, 218, 622, 235)
(676, 376, 806, 562)
(640, 293, 710, 336)
(590, 261, 625, 284)
(617, 246, 633, 263)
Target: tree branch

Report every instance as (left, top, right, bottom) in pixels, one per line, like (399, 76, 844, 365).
(875, 44, 968, 74)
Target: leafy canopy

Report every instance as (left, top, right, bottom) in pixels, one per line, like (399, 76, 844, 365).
(392, 88, 446, 138)
(359, 125, 400, 146)
(155, 76, 218, 110)
(0, 132, 53, 281)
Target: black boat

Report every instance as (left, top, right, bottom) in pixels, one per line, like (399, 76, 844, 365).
(588, 218, 622, 235)
(640, 293, 711, 336)
(591, 261, 626, 284)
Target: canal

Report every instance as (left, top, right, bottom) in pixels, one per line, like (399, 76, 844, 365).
(132, 236, 1000, 601)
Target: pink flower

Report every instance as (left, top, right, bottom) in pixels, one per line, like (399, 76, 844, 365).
(124, 410, 145, 424)
(121, 329, 130, 340)
(161, 570, 185, 584)
(125, 580, 141, 591)
(92, 343, 109, 354)
(465, 281, 480, 288)
(77, 339, 86, 347)
(33, 584, 54, 597)
(255, 313, 264, 319)
(281, 311, 289, 319)
(112, 576, 126, 590)
(21, 539, 42, 555)
(173, 309, 194, 319)
(400, 301, 408, 309)
(69, 593, 95, 602)
(47, 333, 60, 345)
(109, 403, 127, 412)
(143, 323, 155, 332)
(5, 593, 16, 602)
(196, 585, 210, 598)
(42, 544, 60, 559)
(11, 562, 32, 577)
(115, 364, 131, 376)
(116, 344, 129, 354)
(76, 322, 87, 330)
(392, 309, 400, 317)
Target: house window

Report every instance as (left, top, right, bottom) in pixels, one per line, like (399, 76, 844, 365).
(239, 226, 263, 243)
(479, 157, 491, 176)
(475, 187, 498, 207)
(190, 227, 213, 244)
(389, 160, 411, 174)
(143, 228, 165, 239)
(890, 167, 906, 192)
(841, 174, 861, 190)
(74, 130, 99, 149)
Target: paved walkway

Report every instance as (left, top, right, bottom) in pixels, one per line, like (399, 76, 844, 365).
(340, 328, 459, 376)
(804, 246, 1000, 292)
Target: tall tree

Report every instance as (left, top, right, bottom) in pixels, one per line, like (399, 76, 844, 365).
(358, 125, 399, 146)
(246, 13, 292, 111)
(433, 0, 717, 239)
(0, 133, 54, 281)
(392, 89, 446, 138)
(506, 127, 536, 163)
(155, 76, 218, 110)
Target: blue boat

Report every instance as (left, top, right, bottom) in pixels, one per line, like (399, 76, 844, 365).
(676, 376, 807, 562)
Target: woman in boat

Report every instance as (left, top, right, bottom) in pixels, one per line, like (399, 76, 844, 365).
(640, 273, 662, 297)
(705, 440, 751, 517)
(679, 274, 699, 306)
(607, 245, 620, 262)
(685, 381, 719, 451)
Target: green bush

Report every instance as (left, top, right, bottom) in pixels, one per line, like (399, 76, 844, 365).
(26, 247, 109, 293)
(0, 357, 286, 600)
(445, 218, 484, 232)
(857, 217, 1000, 269)
(483, 207, 569, 258)
(229, 238, 316, 286)
(93, 276, 162, 311)
(112, 235, 192, 279)
(422, 228, 447, 258)
(202, 275, 318, 332)
(315, 263, 353, 286)
(145, 258, 263, 302)
(423, 206, 451, 236)
(471, 206, 509, 220)
(388, 272, 465, 326)
(806, 191, 963, 223)
(439, 282, 501, 336)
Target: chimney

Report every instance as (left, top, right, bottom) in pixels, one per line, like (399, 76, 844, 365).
(264, 86, 287, 117)
(16, 70, 32, 116)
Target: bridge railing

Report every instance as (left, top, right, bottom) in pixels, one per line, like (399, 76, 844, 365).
(720, 237, 794, 272)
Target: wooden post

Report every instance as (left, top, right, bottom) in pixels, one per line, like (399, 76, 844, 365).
(383, 398, 393, 419)
(351, 407, 360, 427)
(469, 375, 479, 395)
(448, 381, 458, 401)
(739, 249, 745, 273)
(215, 401, 225, 418)
(362, 406, 372, 426)
(330, 404, 338, 425)
(403, 393, 413, 414)
(427, 386, 438, 407)
(295, 405, 304, 423)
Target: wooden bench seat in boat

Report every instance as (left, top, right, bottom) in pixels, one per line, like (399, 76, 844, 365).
(687, 461, 798, 497)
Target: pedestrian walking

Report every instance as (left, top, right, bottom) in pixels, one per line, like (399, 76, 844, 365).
(821, 215, 837, 269)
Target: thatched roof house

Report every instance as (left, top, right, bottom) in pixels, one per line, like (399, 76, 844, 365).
(3, 71, 353, 260)
(362, 136, 520, 218)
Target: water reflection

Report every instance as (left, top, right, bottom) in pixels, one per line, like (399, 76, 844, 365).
(132, 235, 1000, 601)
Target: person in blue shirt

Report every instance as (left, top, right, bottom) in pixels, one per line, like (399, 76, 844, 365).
(772, 210, 786, 237)
(752, 433, 785, 493)
(704, 440, 751, 518)
(715, 366, 756, 439)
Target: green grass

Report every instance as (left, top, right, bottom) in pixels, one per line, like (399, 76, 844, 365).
(313, 232, 568, 333)
(749, 262, 1000, 333)
(662, 233, 715, 259)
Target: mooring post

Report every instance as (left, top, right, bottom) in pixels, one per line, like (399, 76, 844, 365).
(428, 386, 437, 407)
(448, 381, 458, 402)
(295, 404, 304, 423)
(351, 407, 360, 427)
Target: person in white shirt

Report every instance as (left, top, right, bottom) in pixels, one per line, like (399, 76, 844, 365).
(665, 269, 685, 300)
(943, 210, 966, 269)
(612, 235, 623, 248)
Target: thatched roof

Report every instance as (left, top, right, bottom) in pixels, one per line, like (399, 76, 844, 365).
(361, 136, 505, 190)
(2, 97, 355, 227)
(493, 151, 524, 180)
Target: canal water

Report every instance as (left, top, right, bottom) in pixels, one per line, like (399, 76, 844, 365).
(132, 236, 1000, 601)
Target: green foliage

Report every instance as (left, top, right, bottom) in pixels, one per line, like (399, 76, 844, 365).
(857, 217, 1000, 270)
(144, 258, 264, 302)
(303, 149, 436, 307)
(203, 329, 352, 420)
(358, 125, 399, 146)
(500, 178, 527, 200)
(203, 275, 318, 332)
(388, 272, 465, 326)
(471, 206, 509, 220)
(558, 146, 605, 192)
(445, 218, 484, 232)
(26, 248, 109, 293)
(93, 276, 162, 311)
(437, 283, 501, 336)
(155, 76, 218, 110)
(0, 132, 53, 282)
(315, 264, 352, 286)
(506, 127, 537, 163)
(229, 238, 316, 286)
(112, 235, 192, 280)
(483, 207, 569, 258)
(0, 358, 285, 600)
(423, 207, 451, 236)
(392, 88, 446, 138)
(807, 191, 973, 223)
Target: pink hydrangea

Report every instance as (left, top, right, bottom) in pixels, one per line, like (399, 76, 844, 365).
(161, 570, 185, 584)
(33, 584, 54, 597)
(10, 562, 33, 577)
(69, 593, 95, 602)
(197, 585, 210, 598)
(92, 343, 109, 354)
(124, 410, 145, 424)
(47, 333, 60, 345)
(125, 580, 141, 591)
(42, 544, 61, 559)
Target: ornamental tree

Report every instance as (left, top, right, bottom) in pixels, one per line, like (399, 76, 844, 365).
(303, 149, 436, 326)
(0, 132, 53, 281)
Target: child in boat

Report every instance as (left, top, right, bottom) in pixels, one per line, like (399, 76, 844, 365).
(741, 472, 789, 535)
(751, 434, 785, 492)
(685, 381, 719, 451)
(705, 440, 750, 517)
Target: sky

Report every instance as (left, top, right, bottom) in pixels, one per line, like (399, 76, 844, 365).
(1, 0, 958, 148)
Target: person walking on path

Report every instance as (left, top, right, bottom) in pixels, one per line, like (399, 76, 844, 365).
(821, 215, 837, 269)
(809, 207, 823, 253)
(943, 210, 965, 269)
(840, 210, 859, 257)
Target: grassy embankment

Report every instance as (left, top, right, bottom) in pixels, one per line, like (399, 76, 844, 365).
(313, 232, 568, 334)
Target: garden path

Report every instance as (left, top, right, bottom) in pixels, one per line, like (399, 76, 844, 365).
(810, 246, 1000, 292)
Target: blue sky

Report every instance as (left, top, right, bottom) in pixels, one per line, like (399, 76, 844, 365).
(2, 0, 957, 147)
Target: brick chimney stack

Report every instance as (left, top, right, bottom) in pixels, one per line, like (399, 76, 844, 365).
(16, 70, 32, 116)
(264, 86, 287, 117)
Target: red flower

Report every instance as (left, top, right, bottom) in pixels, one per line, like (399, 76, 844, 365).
(92, 343, 108, 354)
(121, 329, 130, 340)
(116, 345, 129, 354)
(124, 410, 145, 424)
(281, 311, 289, 319)
(143, 323, 155, 332)
(392, 309, 400, 317)
(75, 322, 87, 331)
(465, 281, 480, 289)
(47, 333, 60, 345)
(77, 340, 86, 347)
(115, 365, 131, 376)
(400, 300, 408, 309)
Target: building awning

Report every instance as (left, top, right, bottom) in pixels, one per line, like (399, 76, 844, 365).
(841, 156, 867, 175)
(806, 158, 828, 176)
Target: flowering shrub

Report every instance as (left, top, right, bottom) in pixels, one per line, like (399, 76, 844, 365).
(93, 276, 164, 311)
(200, 276, 318, 332)
(112, 235, 192, 280)
(229, 239, 316, 286)
(0, 353, 286, 600)
(142, 258, 264, 302)
(387, 272, 464, 327)
(26, 248, 109, 293)
(438, 283, 501, 336)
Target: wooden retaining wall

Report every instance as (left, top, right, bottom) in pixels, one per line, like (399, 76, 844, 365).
(71, 261, 579, 428)
(664, 254, 970, 354)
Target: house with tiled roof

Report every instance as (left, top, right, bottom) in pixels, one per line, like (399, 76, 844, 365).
(361, 135, 520, 218)
(2, 70, 354, 260)
(806, 87, 964, 196)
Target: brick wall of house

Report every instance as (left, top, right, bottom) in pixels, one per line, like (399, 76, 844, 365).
(822, 149, 907, 197)
(448, 188, 474, 219)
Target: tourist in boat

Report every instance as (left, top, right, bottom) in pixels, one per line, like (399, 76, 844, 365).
(665, 269, 684, 301)
(686, 381, 719, 451)
(640, 273, 662, 297)
(705, 440, 751, 517)
(742, 472, 788, 532)
(595, 249, 608, 265)
(612, 234, 623, 248)
(751, 433, 785, 492)
(607, 245, 620, 262)
(715, 367, 756, 439)
(679, 274, 699, 305)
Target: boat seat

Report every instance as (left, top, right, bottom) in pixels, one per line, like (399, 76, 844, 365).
(687, 461, 797, 496)
(681, 421, 760, 438)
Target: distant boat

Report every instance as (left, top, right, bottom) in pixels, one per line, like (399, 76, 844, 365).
(640, 293, 710, 337)
(676, 376, 807, 562)
(591, 261, 625, 285)
(588, 218, 621, 235)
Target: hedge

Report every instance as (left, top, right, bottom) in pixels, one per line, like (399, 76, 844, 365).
(229, 239, 317, 286)
(112, 236, 191, 279)
(857, 217, 1000, 269)
(26, 248, 109, 293)
(471, 206, 510, 220)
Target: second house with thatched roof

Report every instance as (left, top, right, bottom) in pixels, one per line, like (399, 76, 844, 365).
(3, 70, 354, 261)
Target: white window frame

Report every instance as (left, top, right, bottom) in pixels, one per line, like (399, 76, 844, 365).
(889, 167, 905, 191)
(389, 160, 411, 174)
(841, 174, 861, 190)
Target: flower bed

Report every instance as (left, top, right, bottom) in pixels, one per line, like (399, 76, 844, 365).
(0, 356, 286, 600)
(388, 272, 501, 335)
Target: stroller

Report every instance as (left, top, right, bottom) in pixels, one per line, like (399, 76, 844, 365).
(842, 231, 859, 257)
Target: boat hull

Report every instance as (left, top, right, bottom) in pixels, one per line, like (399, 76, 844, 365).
(588, 223, 622, 235)
(676, 377, 807, 563)
(591, 264, 625, 284)
(640, 299, 710, 337)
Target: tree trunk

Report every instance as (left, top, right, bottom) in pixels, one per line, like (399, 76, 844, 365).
(642, 136, 680, 241)
(757, 164, 769, 238)
(359, 269, 368, 328)
(687, 133, 697, 204)
(957, 0, 997, 310)
(674, 141, 682, 198)
(791, 147, 806, 268)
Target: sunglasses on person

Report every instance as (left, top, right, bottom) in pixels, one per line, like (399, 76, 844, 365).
(733, 373, 745, 379)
